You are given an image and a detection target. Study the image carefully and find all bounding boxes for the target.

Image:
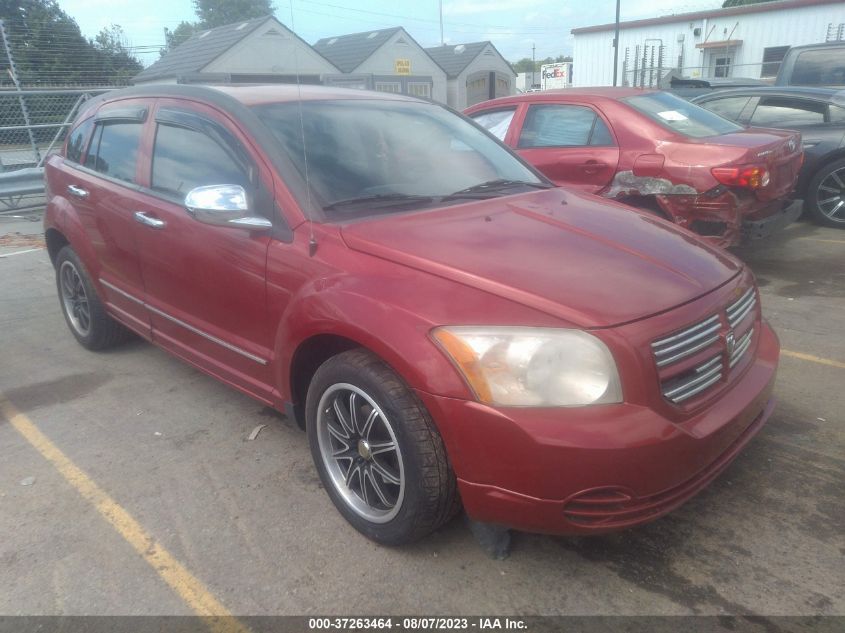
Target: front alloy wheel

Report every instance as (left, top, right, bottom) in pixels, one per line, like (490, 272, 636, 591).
(316, 384, 405, 523)
(306, 349, 459, 544)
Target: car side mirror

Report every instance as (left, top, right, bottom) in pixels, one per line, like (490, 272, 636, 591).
(184, 185, 272, 229)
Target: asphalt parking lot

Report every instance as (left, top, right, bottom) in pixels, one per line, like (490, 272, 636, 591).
(1, 210, 843, 618)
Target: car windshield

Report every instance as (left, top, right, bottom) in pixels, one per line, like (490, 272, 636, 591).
(624, 91, 744, 138)
(252, 99, 544, 219)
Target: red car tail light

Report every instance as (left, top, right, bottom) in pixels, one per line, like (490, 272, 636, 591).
(711, 165, 770, 189)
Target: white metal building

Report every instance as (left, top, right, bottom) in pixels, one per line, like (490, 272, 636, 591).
(571, 0, 845, 87)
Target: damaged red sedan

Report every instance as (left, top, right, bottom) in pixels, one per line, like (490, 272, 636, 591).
(466, 88, 803, 248)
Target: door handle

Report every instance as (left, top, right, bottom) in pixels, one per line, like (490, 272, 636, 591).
(67, 184, 89, 199)
(134, 211, 166, 230)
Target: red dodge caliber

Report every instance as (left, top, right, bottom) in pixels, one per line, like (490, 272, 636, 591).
(44, 85, 779, 544)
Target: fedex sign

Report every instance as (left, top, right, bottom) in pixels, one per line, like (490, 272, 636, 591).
(541, 62, 571, 90)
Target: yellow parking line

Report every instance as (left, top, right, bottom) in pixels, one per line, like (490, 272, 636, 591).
(796, 238, 845, 245)
(0, 397, 249, 633)
(781, 350, 845, 369)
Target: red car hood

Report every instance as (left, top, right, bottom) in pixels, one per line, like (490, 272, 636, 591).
(340, 189, 742, 328)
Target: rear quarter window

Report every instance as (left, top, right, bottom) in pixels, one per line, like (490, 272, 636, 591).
(65, 118, 94, 164)
(624, 92, 743, 138)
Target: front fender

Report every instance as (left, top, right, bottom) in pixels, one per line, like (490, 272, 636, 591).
(273, 278, 474, 404)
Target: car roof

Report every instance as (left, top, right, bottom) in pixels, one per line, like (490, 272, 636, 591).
(692, 86, 844, 102)
(466, 87, 656, 109)
(784, 41, 845, 52)
(99, 83, 424, 107)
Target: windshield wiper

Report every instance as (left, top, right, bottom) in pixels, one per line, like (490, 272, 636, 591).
(443, 179, 554, 199)
(322, 193, 435, 212)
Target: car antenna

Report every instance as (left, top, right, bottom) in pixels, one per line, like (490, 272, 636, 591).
(287, 5, 317, 257)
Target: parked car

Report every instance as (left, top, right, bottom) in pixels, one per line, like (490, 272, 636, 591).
(665, 75, 768, 100)
(465, 88, 804, 249)
(693, 86, 845, 227)
(775, 41, 845, 88)
(45, 84, 779, 544)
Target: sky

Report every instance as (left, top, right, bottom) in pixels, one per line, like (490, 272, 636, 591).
(59, 0, 723, 66)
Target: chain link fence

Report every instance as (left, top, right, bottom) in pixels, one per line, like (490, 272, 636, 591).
(0, 90, 111, 213)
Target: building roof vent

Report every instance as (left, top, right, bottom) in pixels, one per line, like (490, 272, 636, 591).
(454, 44, 466, 54)
(236, 22, 249, 30)
(367, 32, 379, 39)
(327, 37, 338, 45)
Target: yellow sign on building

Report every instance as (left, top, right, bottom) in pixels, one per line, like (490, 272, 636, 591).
(394, 59, 411, 75)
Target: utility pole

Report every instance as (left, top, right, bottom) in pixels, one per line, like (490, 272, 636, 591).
(439, 0, 444, 46)
(0, 19, 40, 164)
(532, 43, 536, 89)
(612, 0, 621, 86)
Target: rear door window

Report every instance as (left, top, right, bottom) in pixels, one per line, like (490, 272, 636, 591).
(151, 123, 249, 197)
(699, 96, 752, 122)
(749, 97, 827, 127)
(84, 121, 143, 183)
(470, 108, 516, 141)
(518, 104, 614, 148)
(624, 91, 743, 138)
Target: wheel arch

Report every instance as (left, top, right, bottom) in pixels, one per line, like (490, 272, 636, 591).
(276, 294, 474, 430)
(45, 227, 70, 266)
(799, 149, 845, 196)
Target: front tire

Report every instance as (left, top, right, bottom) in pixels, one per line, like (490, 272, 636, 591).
(805, 158, 845, 228)
(55, 245, 132, 350)
(306, 349, 458, 545)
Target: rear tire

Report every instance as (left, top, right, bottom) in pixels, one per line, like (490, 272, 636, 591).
(306, 349, 459, 545)
(55, 245, 133, 350)
(805, 158, 845, 228)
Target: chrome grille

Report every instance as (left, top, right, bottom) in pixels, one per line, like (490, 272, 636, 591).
(652, 286, 758, 405)
(727, 288, 756, 328)
(651, 314, 721, 368)
(730, 328, 754, 368)
(662, 355, 723, 404)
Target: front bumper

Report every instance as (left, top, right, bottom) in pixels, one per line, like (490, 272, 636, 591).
(416, 321, 779, 536)
(742, 199, 802, 242)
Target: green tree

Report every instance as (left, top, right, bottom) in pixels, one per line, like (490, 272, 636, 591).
(511, 55, 572, 73)
(162, 21, 200, 54)
(0, 0, 141, 86)
(192, 0, 275, 29)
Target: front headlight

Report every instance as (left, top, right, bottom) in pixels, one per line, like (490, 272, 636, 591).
(432, 326, 622, 407)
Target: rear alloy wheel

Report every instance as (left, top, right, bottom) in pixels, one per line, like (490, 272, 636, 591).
(806, 158, 845, 228)
(306, 349, 458, 544)
(55, 245, 133, 350)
